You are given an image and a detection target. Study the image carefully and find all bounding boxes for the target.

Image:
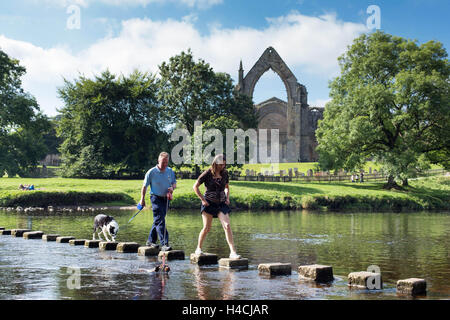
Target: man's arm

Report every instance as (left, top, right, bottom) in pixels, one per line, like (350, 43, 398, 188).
(140, 185, 147, 207)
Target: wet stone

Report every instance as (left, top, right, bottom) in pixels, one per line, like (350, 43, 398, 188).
(397, 278, 427, 296)
(11, 229, 32, 237)
(117, 242, 140, 253)
(258, 263, 292, 276)
(298, 264, 334, 283)
(23, 231, 44, 239)
(348, 271, 383, 289)
(0, 230, 12, 235)
(69, 239, 86, 246)
(158, 250, 185, 261)
(42, 234, 60, 241)
(190, 253, 218, 265)
(219, 258, 249, 269)
(56, 236, 75, 243)
(138, 246, 160, 256)
(99, 241, 118, 251)
(84, 240, 101, 248)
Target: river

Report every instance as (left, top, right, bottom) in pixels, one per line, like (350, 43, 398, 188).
(0, 209, 449, 300)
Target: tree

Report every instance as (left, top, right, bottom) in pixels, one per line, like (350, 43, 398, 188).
(0, 49, 50, 177)
(57, 70, 167, 178)
(316, 31, 450, 188)
(158, 49, 257, 135)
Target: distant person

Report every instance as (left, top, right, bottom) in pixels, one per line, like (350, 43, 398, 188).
(351, 174, 354, 183)
(139, 152, 176, 251)
(193, 154, 241, 259)
(18, 184, 35, 191)
(360, 172, 364, 183)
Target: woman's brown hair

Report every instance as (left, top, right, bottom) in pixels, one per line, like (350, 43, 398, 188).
(210, 154, 227, 176)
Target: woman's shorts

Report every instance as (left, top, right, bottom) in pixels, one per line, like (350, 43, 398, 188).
(201, 200, 231, 218)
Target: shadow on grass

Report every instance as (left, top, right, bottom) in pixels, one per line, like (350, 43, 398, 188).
(233, 181, 323, 195)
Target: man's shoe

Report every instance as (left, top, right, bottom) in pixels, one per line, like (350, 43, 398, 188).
(161, 245, 172, 252)
(146, 242, 159, 249)
(194, 247, 203, 255)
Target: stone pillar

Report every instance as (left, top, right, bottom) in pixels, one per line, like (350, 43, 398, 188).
(298, 264, 334, 283)
(348, 271, 383, 289)
(397, 278, 426, 296)
(117, 242, 140, 253)
(258, 263, 291, 276)
(56, 236, 75, 243)
(190, 253, 218, 265)
(43, 234, 60, 241)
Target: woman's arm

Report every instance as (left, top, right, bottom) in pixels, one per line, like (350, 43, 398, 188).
(193, 180, 209, 206)
(225, 183, 230, 205)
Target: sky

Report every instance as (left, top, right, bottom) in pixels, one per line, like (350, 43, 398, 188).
(0, 0, 449, 117)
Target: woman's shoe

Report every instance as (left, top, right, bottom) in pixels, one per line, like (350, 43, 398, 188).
(229, 252, 241, 259)
(195, 247, 203, 255)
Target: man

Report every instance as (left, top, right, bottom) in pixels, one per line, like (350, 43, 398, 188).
(139, 152, 176, 251)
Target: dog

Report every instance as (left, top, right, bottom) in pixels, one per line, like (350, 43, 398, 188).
(93, 214, 119, 242)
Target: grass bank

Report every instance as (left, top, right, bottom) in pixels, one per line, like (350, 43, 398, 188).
(0, 176, 449, 212)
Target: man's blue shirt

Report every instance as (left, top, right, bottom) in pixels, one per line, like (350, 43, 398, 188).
(143, 166, 176, 197)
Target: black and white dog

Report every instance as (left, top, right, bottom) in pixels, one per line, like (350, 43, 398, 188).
(93, 214, 119, 242)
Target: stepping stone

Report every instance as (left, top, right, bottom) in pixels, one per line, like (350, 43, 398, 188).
(99, 241, 118, 251)
(258, 263, 292, 276)
(138, 246, 160, 256)
(84, 240, 101, 248)
(11, 229, 32, 237)
(0, 230, 12, 235)
(56, 236, 75, 243)
(397, 278, 427, 296)
(219, 258, 249, 269)
(23, 231, 44, 239)
(117, 242, 140, 253)
(348, 271, 383, 289)
(190, 253, 218, 265)
(69, 239, 86, 246)
(42, 234, 60, 241)
(298, 264, 334, 283)
(158, 250, 185, 261)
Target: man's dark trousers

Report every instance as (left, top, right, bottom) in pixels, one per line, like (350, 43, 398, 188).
(148, 195, 169, 246)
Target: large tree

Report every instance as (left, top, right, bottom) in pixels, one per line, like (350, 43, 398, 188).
(158, 49, 258, 135)
(57, 70, 167, 178)
(0, 49, 50, 177)
(316, 31, 450, 188)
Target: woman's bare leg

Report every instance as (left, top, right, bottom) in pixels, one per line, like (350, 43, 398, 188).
(217, 212, 236, 253)
(197, 212, 213, 250)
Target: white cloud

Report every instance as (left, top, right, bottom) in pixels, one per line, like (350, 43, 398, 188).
(34, 0, 223, 9)
(310, 98, 332, 109)
(0, 12, 367, 115)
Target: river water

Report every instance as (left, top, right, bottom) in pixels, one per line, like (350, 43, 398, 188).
(0, 209, 449, 300)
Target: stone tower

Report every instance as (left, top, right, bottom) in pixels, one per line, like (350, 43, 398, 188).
(236, 47, 322, 162)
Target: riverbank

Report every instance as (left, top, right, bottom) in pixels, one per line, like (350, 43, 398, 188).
(0, 176, 449, 212)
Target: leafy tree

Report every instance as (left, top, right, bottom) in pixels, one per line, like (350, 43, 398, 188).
(316, 31, 450, 188)
(57, 70, 167, 178)
(158, 49, 257, 135)
(0, 49, 50, 177)
(42, 115, 63, 155)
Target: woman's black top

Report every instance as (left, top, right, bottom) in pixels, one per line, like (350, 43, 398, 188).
(197, 169, 229, 203)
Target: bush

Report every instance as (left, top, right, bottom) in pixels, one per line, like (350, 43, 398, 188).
(1, 191, 134, 207)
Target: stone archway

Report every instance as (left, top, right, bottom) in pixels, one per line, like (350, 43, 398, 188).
(237, 47, 308, 162)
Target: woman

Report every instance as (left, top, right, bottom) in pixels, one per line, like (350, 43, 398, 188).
(193, 154, 241, 259)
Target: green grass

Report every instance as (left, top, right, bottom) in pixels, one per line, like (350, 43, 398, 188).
(1, 175, 449, 212)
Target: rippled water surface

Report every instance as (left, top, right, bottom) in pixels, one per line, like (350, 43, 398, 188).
(0, 209, 449, 300)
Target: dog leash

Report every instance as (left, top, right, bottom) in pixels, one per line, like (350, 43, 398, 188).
(128, 203, 143, 223)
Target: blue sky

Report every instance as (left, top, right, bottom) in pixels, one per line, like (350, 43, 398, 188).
(0, 0, 448, 116)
